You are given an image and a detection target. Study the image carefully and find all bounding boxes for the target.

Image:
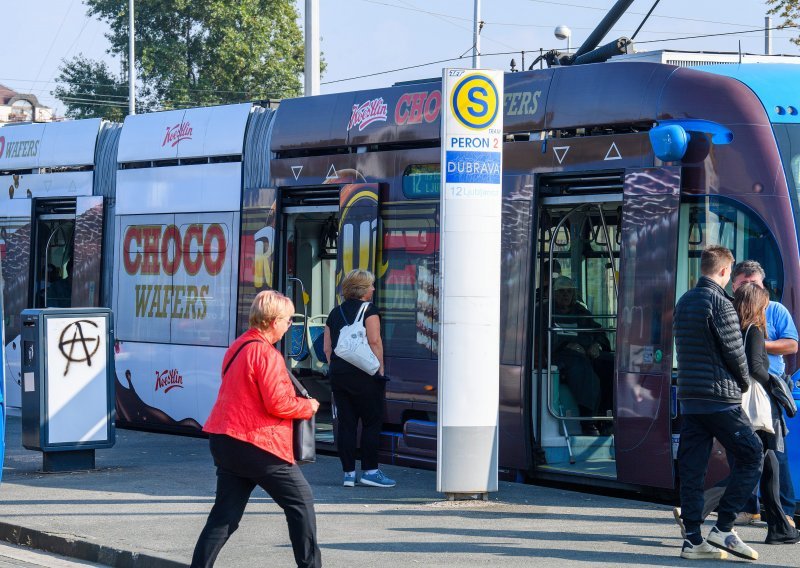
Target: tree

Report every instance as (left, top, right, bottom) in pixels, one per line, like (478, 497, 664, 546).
(768, 1, 800, 47)
(54, 0, 314, 119)
(52, 55, 128, 120)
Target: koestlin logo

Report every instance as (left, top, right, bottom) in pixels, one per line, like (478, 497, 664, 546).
(347, 98, 388, 131)
(155, 369, 184, 393)
(162, 121, 193, 147)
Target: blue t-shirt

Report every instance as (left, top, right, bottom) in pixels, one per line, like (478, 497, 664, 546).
(766, 301, 798, 376)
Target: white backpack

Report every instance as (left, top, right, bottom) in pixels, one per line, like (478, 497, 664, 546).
(334, 302, 380, 375)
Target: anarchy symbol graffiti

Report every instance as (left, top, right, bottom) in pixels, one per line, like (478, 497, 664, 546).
(58, 320, 101, 376)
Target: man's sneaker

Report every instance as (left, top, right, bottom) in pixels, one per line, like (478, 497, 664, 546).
(673, 507, 686, 539)
(707, 526, 759, 560)
(681, 539, 728, 560)
(734, 512, 761, 526)
(343, 472, 356, 487)
(359, 470, 396, 488)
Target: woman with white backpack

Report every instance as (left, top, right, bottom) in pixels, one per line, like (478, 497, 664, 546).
(323, 269, 396, 488)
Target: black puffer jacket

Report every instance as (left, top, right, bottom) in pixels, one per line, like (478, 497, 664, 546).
(673, 276, 750, 403)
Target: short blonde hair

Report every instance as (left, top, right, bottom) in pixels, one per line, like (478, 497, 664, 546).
(341, 269, 375, 300)
(249, 290, 294, 330)
(701, 245, 734, 276)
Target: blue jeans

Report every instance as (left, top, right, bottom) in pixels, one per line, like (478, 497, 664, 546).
(679, 406, 763, 534)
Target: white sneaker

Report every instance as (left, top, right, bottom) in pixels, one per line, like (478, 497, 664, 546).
(734, 512, 761, 526)
(707, 526, 759, 560)
(681, 539, 728, 560)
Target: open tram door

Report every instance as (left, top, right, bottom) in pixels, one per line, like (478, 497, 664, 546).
(29, 197, 105, 310)
(277, 183, 380, 448)
(533, 167, 680, 489)
(614, 167, 681, 489)
(534, 187, 622, 481)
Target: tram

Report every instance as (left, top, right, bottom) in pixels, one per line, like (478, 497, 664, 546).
(2, 58, 800, 492)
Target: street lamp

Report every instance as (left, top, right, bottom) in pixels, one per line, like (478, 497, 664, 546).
(555, 24, 571, 53)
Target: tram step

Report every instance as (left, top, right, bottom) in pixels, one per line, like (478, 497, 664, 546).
(543, 435, 614, 465)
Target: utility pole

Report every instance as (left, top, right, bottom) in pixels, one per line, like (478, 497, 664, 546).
(305, 0, 320, 96)
(128, 0, 135, 114)
(472, 0, 481, 68)
(766, 16, 773, 56)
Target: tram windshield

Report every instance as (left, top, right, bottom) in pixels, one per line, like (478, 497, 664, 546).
(773, 123, 800, 252)
(676, 195, 784, 306)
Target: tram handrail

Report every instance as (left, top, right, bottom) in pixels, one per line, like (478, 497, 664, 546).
(545, 202, 617, 425)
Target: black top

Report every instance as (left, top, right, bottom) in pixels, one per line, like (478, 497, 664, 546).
(743, 325, 770, 391)
(326, 299, 380, 377)
(743, 324, 783, 443)
(552, 301, 611, 354)
(674, 276, 750, 403)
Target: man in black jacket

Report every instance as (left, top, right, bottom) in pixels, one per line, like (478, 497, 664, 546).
(673, 245, 763, 561)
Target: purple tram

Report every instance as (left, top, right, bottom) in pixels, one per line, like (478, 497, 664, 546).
(267, 61, 800, 491)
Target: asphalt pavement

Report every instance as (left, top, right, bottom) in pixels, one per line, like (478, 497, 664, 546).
(1, 414, 799, 567)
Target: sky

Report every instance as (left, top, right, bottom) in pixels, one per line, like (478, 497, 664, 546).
(1, 0, 798, 117)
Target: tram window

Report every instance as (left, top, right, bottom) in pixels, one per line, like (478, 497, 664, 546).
(377, 206, 440, 358)
(774, 124, 800, 248)
(402, 164, 440, 199)
(676, 196, 783, 301)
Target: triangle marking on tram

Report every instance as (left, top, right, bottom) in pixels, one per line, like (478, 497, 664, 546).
(604, 142, 622, 160)
(553, 146, 570, 164)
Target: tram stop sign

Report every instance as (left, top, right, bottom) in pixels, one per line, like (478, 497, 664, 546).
(20, 308, 115, 472)
(437, 69, 503, 498)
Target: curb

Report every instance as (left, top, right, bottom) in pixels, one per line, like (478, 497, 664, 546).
(0, 521, 187, 568)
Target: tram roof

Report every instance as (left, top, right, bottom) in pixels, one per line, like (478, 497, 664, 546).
(117, 103, 252, 163)
(692, 64, 800, 125)
(0, 118, 103, 170)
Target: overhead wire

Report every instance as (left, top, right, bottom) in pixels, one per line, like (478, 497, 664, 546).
(359, 0, 758, 29)
(321, 23, 799, 86)
(28, 0, 76, 93)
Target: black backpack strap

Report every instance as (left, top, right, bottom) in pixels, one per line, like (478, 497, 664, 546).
(223, 339, 261, 376)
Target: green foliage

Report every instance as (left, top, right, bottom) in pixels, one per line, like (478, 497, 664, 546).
(767, 0, 800, 46)
(55, 0, 315, 119)
(52, 55, 128, 120)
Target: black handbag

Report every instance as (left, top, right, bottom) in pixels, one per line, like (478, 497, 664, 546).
(768, 372, 798, 419)
(288, 372, 317, 464)
(223, 339, 316, 464)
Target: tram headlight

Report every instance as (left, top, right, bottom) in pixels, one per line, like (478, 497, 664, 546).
(649, 124, 689, 162)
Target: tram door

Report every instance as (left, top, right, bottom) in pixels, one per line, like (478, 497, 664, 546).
(533, 197, 621, 478)
(29, 197, 105, 310)
(278, 184, 380, 447)
(614, 167, 681, 489)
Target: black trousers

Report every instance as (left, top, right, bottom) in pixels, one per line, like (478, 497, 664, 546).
(678, 406, 763, 534)
(332, 375, 385, 472)
(191, 435, 321, 568)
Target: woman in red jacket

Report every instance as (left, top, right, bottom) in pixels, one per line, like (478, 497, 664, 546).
(191, 290, 321, 568)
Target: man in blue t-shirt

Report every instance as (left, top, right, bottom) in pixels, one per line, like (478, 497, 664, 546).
(733, 260, 798, 525)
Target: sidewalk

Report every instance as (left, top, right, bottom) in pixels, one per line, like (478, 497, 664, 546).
(1, 414, 797, 567)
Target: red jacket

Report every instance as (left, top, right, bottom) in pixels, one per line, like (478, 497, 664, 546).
(203, 328, 315, 463)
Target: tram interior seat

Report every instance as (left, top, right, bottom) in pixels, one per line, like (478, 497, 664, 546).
(308, 314, 328, 369)
(290, 315, 310, 364)
(290, 314, 331, 403)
